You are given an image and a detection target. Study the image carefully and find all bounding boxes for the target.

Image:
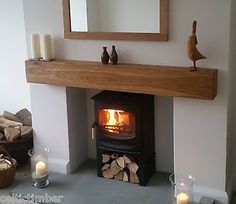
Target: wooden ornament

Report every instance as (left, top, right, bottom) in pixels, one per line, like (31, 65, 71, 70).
(187, 21, 206, 71)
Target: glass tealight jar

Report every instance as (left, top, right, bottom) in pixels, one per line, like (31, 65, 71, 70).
(28, 148, 49, 188)
(169, 173, 195, 204)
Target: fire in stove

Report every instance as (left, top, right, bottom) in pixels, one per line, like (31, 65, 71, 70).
(98, 109, 135, 138)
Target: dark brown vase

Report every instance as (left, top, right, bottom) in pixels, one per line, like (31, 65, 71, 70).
(101, 47, 109, 64)
(110, 45, 118, 65)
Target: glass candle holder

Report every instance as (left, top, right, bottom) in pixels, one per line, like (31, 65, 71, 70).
(169, 173, 195, 204)
(28, 148, 49, 188)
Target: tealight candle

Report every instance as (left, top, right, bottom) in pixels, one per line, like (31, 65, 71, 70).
(176, 193, 189, 204)
(35, 161, 46, 177)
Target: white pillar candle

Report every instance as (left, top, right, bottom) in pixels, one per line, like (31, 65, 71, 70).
(30, 34, 41, 59)
(176, 193, 189, 204)
(41, 34, 53, 60)
(35, 161, 46, 176)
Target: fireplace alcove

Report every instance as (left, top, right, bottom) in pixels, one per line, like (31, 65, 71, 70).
(25, 59, 217, 179)
(92, 91, 155, 185)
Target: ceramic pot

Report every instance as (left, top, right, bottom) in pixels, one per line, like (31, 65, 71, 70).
(101, 47, 109, 64)
(110, 45, 118, 65)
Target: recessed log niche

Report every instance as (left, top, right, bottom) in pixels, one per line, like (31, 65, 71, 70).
(92, 91, 155, 186)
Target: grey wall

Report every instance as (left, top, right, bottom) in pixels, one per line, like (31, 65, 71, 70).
(67, 88, 88, 173)
(155, 96, 173, 173)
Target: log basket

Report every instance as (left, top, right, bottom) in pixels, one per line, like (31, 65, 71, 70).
(0, 132, 33, 167)
(0, 146, 17, 188)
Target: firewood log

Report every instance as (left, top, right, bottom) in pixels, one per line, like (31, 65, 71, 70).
(15, 108, 32, 126)
(3, 111, 20, 122)
(116, 157, 125, 168)
(127, 162, 139, 173)
(0, 159, 11, 170)
(20, 126, 33, 137)
(4, 127, 21, 141)
(0, 132, 5, 140)
(111, 153, 119, 159)
(0, 123, 8, 131)
(103, 168, 113, 179)
(130, 171, 139, 184)
(123, 155, 132, 164)
(102, 154, 111, 163)
(0, 118, 23, 130)
(114, 171, 124, 181)
(110, 160, 122, 176)
(101, 163, 110, 171)
(123, 171, 129, 182)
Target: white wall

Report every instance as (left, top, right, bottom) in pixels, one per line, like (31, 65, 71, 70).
(22, 0, 232, 202)
(228, 0, 236, 192)
(172, 1, 231, 202)
(30, 85, 70, 174)
(0, 0, 30, 114)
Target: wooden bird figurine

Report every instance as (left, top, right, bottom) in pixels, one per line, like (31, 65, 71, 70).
(187, 21, 206, 71)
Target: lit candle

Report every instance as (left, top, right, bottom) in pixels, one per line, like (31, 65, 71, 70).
(41, 34, 53, 60)
(176, 193, 189, 204)
(30, 34, 41, 59)
(35, 161, 46, 176)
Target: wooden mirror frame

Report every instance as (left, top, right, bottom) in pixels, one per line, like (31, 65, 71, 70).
(62, 0, 168, 41)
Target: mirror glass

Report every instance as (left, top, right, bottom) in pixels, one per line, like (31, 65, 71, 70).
(63, 0, 168, 41)
(70, 0, 160, 33)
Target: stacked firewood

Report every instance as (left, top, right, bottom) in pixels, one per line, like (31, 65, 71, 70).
(0, 109, 32, 142)
(101, 153, 139, 184)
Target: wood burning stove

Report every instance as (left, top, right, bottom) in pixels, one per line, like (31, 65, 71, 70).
(92, 91, 155, 186)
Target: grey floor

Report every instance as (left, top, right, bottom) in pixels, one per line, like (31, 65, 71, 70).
(1, 160, 174, 204)
(2, 160, 236, 204)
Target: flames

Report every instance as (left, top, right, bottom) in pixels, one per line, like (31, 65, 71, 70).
(98, 108, 135, 137)
(106, 109, 123, 126)
(99, 109, 129, 133)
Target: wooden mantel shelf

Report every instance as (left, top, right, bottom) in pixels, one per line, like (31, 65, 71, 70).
(25, 60, 217, 100)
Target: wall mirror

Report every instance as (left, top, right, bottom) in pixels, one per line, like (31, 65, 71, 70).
(62, 0, 168, 41)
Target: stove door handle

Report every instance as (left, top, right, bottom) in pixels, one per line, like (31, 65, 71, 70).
(92, 122, 98, 140)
